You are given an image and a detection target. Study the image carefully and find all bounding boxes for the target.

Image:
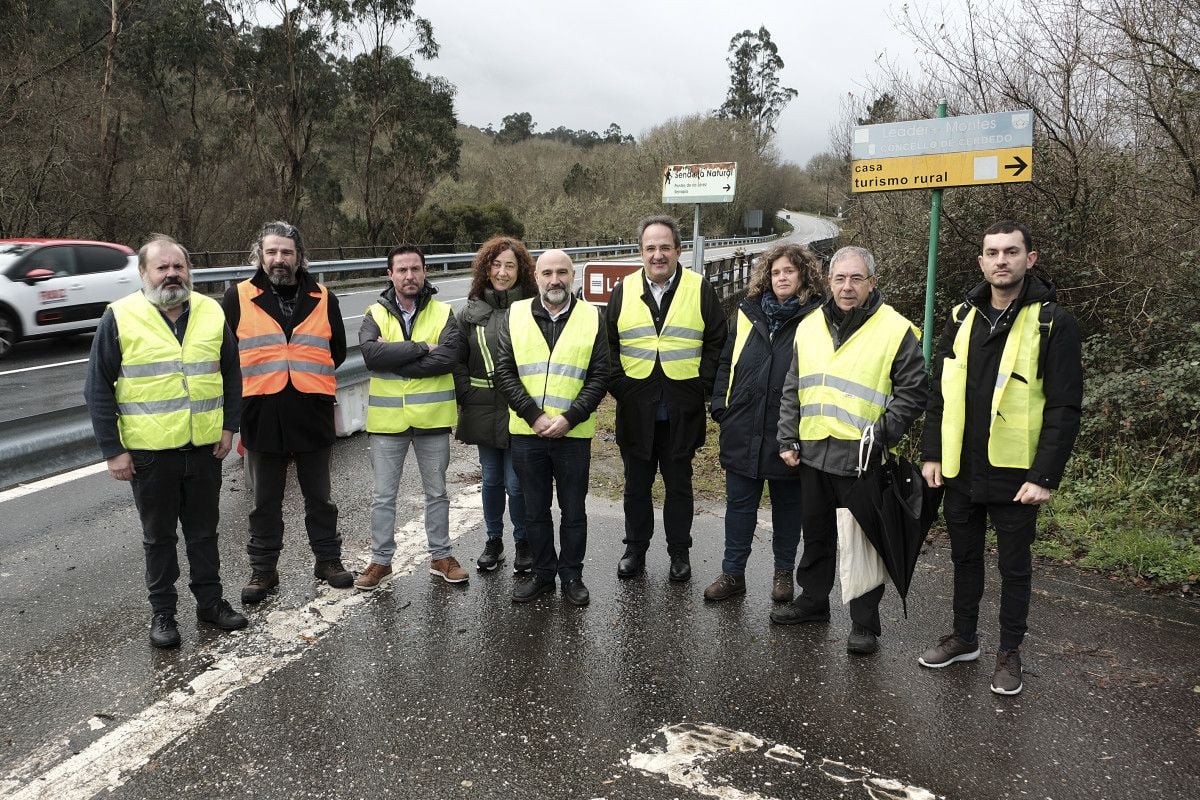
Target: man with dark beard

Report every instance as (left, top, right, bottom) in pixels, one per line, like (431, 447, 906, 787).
(85, 234, 247, 648)
(221, 221, 350, 603)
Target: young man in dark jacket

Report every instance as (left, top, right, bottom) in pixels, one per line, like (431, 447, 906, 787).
(919, 221, 1082, 696)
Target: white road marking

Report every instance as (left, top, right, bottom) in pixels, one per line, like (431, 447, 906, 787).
(0, 485, 484, 800)
(626, 722, 939, 800)
(0, 359, 89, 376)
(0, 463, 108, 504)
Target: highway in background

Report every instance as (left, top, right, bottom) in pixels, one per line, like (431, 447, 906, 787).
(0, 214, 837, 424)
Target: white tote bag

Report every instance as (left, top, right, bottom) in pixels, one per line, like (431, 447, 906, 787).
(837, 425, 887, 604)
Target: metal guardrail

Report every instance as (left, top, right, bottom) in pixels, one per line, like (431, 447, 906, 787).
(188, 236, 777, 287)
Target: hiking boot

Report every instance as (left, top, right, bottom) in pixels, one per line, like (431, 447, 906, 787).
(314, 559, 353, 589)
(430, 556, 469, 584)
(918, 634, 981, 668)
(354, 562, 393, 591)
(241, 570, 279, 604)
(847, 623, 879, 655)
(770, 569, 794, 603)
(513, 540, 533, 573)
(477, 538, 504, 572)
(769, 597, 831, 625)
(703, 573, 746, 601)
(196, 599, 248, 631)
(991, 648, 1024, 695)
(149, 613, 181, 648)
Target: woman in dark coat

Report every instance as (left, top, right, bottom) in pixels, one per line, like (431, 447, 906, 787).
(454, 236, 537, 572)
(705, 243, 825, 602)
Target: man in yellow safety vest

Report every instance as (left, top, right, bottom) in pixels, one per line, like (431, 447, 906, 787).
(775, 245, 927, 655)
(493, 250, 609, 606)
(356, 245, 465, 589)
(918, 221, 1082, 696)
(606, 215, 727, 583)
(85, 234, 247, 648)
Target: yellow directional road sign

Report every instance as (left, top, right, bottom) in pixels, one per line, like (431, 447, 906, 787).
(851, 146, 1032, 193)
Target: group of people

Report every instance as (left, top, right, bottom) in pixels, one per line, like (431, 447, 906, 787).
(85, 215, 1081, 698)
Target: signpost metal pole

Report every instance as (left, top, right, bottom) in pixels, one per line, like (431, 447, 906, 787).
(922, 99, 948, 368)
(692, 204, 704, 274)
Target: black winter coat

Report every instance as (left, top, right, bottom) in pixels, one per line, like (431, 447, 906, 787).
(221, 268, 346, 454)
(453, 286, 527, 448)
(920, 272, 1082, 502)
(711, 294, 822, 480)
(604, 269, 728, 460)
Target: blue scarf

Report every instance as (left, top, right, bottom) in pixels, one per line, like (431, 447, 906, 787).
(760, 292, 802, 334)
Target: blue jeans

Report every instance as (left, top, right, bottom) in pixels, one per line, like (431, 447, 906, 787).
(369, 432, 450, 563)
(722, 470, 803, 576)
(510, 435, 590, 582)
(478, 444, 526, 542)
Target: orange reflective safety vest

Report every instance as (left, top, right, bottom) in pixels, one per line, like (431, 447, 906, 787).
(236, 280, 336, 396)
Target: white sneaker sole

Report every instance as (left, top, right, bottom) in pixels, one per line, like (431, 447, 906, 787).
(918, 647, 981, 668)
(430, 568, 468, 584)
(990, 681, 1023, 695)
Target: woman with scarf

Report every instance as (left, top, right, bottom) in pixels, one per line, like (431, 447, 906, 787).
(705, 243, 825, 602)
(454, 236, 538, 573)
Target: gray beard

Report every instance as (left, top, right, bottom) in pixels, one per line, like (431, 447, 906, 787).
(144, 282, 190, 309)
(543, 288, 568, 307)
(267, 270, 297, 286)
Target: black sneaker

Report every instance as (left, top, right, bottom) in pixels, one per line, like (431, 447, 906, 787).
(149, 613, 181, 649)
(241, 570, 279, 604)
(991, 648, 1024, 695)
(477, 538, 504, 571)
(847, 623, 879, 655)
(919, 634, 981, 668)
(513, 541, 533, 573)
(314, 559, 353, 589)
(197, 599, 249, 632)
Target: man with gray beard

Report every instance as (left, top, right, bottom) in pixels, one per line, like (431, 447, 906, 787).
(85, 234, 247, 648)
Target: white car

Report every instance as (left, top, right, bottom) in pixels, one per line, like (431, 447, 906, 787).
(0, 239, 138, 359)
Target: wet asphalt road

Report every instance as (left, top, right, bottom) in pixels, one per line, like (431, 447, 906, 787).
(2, 431, 1198, 800)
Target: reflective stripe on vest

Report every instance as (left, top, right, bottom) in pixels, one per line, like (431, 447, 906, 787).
(793, 304, 918, 442)
(507, 298, 599, 439)
(111, 291, 225, 449)
(236, 280, 336, 396)
(616, 268, 704, 379)
(468, 325, 496, 389)
(725, 308, 755, 406)
(366, 300, 457, 433)
(940, 302, 1049, 477)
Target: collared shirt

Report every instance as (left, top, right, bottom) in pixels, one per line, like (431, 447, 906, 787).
(647, 267, 678, 309)
(397, 299, 418, 334)
(546, 302, 570, 323)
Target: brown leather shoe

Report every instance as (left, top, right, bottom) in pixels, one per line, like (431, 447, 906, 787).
(430, 556, 468, 584)
(771, 569, 794, 603)
(703, 573, 746, 601)
(354, 562, 393, 591)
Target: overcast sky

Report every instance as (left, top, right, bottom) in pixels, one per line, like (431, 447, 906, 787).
(412, 0, 924, 167)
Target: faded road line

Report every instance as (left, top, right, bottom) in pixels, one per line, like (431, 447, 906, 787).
(626, 722, 940, 800)
(0, 485, 483, 800)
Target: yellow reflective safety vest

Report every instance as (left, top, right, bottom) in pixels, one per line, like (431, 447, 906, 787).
(940, 302, 1050, 477)
(616, 268, 704, 380)
(793, 304, 918, 441)
(725, 308, 756, 406)
(366, 299, 457, 433)
(507, 298, 599, 439)
(111, 290, 225, 450)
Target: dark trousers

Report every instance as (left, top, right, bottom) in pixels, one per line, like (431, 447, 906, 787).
(621, 420, 694, 556)
(129, 447, 223, 615)
(246, 446, 341, 571)
(722, 470, 802, 575)
(510, 435, 591, 582)
(943, 487, 1038, 650)
(795, 464, 885, 634)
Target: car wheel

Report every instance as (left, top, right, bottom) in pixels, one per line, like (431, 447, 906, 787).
(0, 310, 17, 359)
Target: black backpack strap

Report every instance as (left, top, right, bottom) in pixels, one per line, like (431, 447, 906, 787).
(1036, 301, 1055, 379)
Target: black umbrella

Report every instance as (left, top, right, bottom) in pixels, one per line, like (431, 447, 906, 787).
(844, 429, 941, 617)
